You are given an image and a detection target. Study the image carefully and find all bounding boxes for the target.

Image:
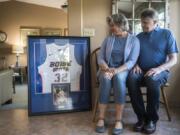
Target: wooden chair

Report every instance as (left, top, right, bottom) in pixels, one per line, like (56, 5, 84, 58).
(91, 47, 171, 122)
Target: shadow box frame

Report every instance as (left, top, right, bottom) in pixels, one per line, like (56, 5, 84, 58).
(28, 36, 91, 116)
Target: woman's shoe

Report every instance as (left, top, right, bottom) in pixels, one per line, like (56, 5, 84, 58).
(112, 120, 123, 135)
(95, 118, 106, 133)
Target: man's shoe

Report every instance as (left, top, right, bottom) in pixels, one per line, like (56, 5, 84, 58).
(133, 120, 145, 132)
(144, 121, 156, 134)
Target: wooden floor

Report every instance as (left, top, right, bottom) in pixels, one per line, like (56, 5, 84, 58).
(0, 106, 180, 135)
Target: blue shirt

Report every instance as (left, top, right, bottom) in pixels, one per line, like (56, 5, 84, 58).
(137, 27, 178, 71)
(97, 34, 140, 71)
(109, 36, 127, 68)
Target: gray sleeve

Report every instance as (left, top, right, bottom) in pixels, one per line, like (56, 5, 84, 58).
(124, 37, 140, 70)
(97, 37, 108, 65)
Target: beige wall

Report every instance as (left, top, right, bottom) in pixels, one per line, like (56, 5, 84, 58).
(83, 0, 111, 51)
(0, 1, 67, 66)
(166, 0, 180, 106)
(68, 0, 111, 51)
(68, 0, 83, 36)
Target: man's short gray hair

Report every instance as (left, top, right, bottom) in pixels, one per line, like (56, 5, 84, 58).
(107, 13, 129, 31)
(141, 8, 159, 22)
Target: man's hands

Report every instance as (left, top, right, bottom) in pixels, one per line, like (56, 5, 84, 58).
(132, 64, 163, 76)
(132, 64, 142, 74)
(144, 67, 163, 76)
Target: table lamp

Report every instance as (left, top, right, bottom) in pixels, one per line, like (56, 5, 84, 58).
(12, 45, 24, 67)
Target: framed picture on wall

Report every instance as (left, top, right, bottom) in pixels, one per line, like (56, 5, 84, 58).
(20, 27, 40, 47)
(28, 36, 91, 116)
(41, 28, 63, 36)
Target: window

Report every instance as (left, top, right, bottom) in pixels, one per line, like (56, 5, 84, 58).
(112, 0, 169, 35)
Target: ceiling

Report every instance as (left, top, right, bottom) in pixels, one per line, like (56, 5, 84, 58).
(0, 0, 67, 9)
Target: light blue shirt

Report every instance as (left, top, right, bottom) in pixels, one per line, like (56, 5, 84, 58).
(109, 36, 127, 68)
(98, 33, 140, 71)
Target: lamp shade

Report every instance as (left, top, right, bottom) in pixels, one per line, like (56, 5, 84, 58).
(12, 45, 24, 54)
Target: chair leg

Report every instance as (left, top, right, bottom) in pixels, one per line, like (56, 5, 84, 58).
(92, 92, 99, 122)
(161, 87, 171, 121)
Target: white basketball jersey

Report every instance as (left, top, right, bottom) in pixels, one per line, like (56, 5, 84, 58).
(38, 43, 82, 93)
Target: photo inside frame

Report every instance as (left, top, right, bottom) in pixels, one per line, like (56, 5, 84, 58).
(52, 83, 71, 109)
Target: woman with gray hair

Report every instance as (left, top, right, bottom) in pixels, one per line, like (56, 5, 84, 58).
(95, 13, 140, 135)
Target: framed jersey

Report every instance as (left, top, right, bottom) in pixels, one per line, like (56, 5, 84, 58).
(28, 36, 91, 116)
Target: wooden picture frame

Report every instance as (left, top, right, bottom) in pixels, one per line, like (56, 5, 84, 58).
(20, 27, 40, 47)
(41, 28, 63, 36)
